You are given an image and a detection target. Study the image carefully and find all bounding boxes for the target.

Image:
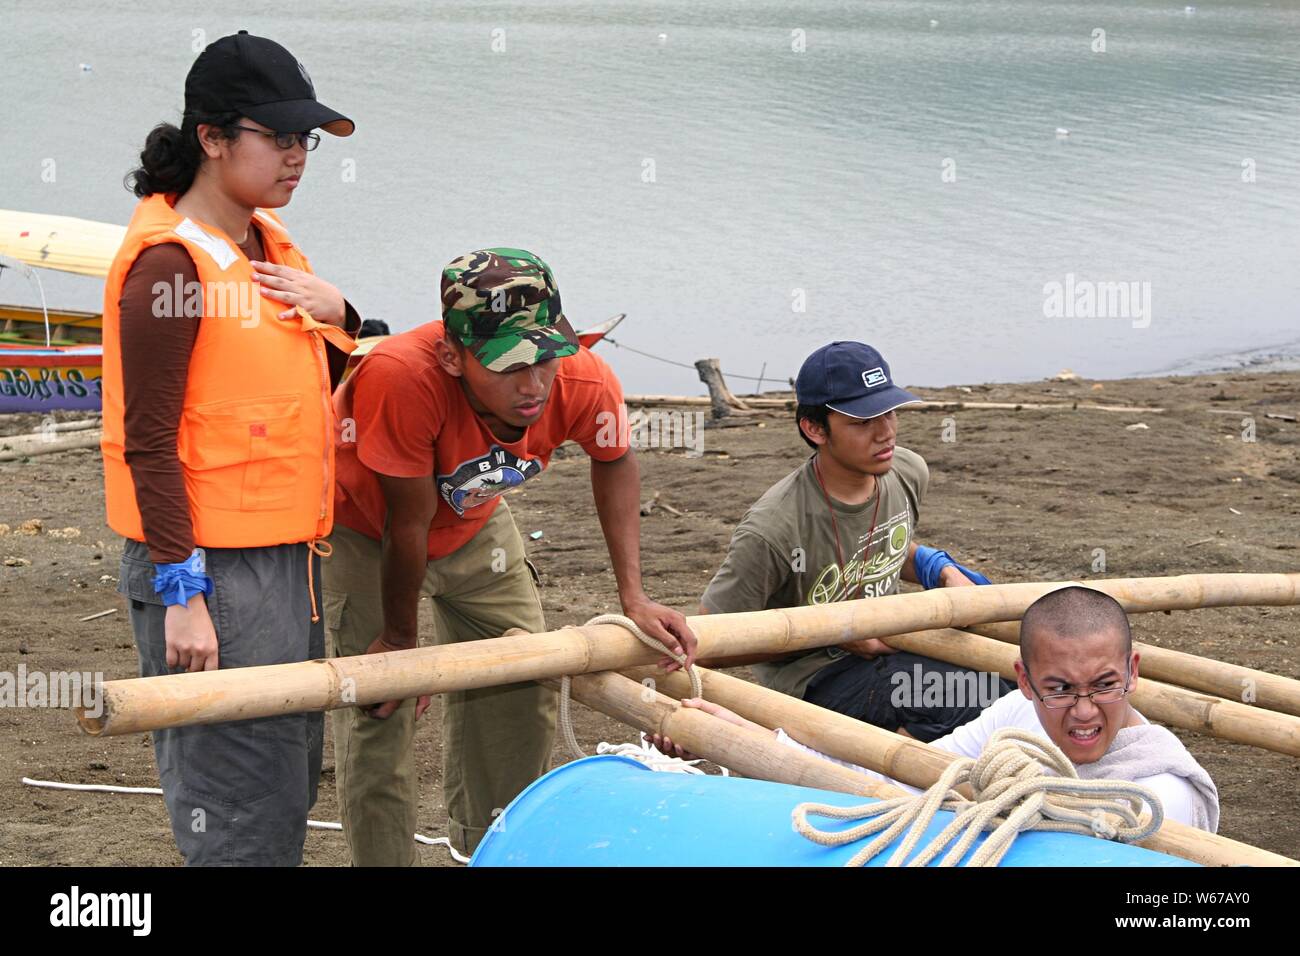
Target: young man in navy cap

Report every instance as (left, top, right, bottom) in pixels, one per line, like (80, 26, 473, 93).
(700, 341, 1010, 741)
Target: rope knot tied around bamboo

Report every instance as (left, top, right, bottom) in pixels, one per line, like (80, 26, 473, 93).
(792, 728, 1164, 867)
(558, 614, 703, 760)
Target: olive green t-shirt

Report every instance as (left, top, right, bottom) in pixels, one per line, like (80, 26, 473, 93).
(701, 447, 929, 698)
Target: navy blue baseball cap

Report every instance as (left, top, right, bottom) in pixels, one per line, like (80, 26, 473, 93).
(795, 342, 922, 419)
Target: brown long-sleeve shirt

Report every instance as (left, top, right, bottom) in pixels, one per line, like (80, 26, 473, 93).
(119, 229, 359, 563)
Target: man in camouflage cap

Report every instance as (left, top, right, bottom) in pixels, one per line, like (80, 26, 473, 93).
(325, 247, 699, 864)
(441, 247, 580, 371)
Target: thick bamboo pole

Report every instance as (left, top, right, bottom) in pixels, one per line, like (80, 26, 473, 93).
(577, 668, 1293, 867)
(546, 672, 902, 801)
(967, 621, 1300, 718)
(620, 664, 961, 791)
(854, 627, 1300, 757)
(1063, 573, 1299, 611)
(79, 573, 1300, 736)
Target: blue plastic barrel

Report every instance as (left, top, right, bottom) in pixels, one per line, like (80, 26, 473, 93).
(471, 755, 1197, 867)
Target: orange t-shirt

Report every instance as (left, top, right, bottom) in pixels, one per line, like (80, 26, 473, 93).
(332, 321, 629, 560)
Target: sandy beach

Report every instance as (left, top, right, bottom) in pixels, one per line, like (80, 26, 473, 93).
(1, 367, 1297, 866)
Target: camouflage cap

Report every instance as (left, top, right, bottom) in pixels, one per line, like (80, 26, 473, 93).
(440, 248, 580, 373)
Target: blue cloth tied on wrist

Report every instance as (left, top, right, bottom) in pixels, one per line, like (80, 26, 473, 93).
(914, 544, 991, 589)
(153, 548, 214, 608)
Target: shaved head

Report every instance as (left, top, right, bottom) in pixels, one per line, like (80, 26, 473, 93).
(1020, 586, 1131, 668)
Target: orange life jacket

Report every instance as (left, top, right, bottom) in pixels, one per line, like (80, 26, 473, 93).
(101, 193, 356, 548)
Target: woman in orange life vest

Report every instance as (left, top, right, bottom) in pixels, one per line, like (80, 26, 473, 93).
(100, 32, 359, 866)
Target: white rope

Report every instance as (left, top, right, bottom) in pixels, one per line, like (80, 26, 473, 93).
(791, 729, 1164, 867)
(558, 613, 702, 760)
(417, 836, 472, 863)
(22, 777, 162, 796)
(21, 777, 472, 865)
(0, 256, 52, 346)
(596, 733, 731, 776)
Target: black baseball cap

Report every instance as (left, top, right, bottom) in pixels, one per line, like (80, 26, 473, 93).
(184, 31, 354, 136)
(795, 341, 922, 419)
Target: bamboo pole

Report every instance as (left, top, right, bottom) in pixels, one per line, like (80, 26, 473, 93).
(576, 668, 1294, 867)
(967, 621, 1300, 718)
(546, 671, 902, 801)
(621, 395, 1164, 414)
(79, 573, 1300, 736)
(621, 664, 962, 792)
(909, 401, 1165, 414)
(1060, 573, 1299, 612)
(624, 394, 789, 408)
(851, 627, 1300, 758)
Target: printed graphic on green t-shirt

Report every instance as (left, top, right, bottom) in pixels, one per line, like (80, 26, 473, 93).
(701, 446, 930, 698)
(805, 502, 912, 604)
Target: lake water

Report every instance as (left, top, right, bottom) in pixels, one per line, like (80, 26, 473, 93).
(3, 0, 1298, 393)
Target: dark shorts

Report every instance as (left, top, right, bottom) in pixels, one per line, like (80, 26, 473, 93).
(802, 651, 1015, 743)
(119, 539, 324, 866)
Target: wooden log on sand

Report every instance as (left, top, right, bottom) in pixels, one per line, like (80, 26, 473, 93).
(625, 394, 789, 408)
(0, 431, 103, 461)
(694, 358, 753, 419)
(77, 573, 1300, 737)
(621, 395, 1163, 414)
(911, 400, 1164, 414)
(572, 668, 1294, 867)
(968, 621, 1300, 718)
(5, 417, 101, 436)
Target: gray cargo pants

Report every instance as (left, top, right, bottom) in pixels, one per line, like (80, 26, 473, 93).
(119, 539, 325, 866)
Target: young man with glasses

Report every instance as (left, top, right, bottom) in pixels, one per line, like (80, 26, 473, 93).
(660, 586, 1220, 831)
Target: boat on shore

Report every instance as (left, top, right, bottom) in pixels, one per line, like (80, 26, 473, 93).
(0, 303, 103, 347)
(0, 343, 104, 414)
(0, 210, 121, 413)
(0, 209, 124, 280)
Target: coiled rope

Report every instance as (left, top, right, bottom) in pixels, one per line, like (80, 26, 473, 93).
(595, 736, 730, 776)
(792, 728, 1163, 867)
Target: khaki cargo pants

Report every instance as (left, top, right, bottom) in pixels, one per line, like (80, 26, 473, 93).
(323, 502, 555, 865)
